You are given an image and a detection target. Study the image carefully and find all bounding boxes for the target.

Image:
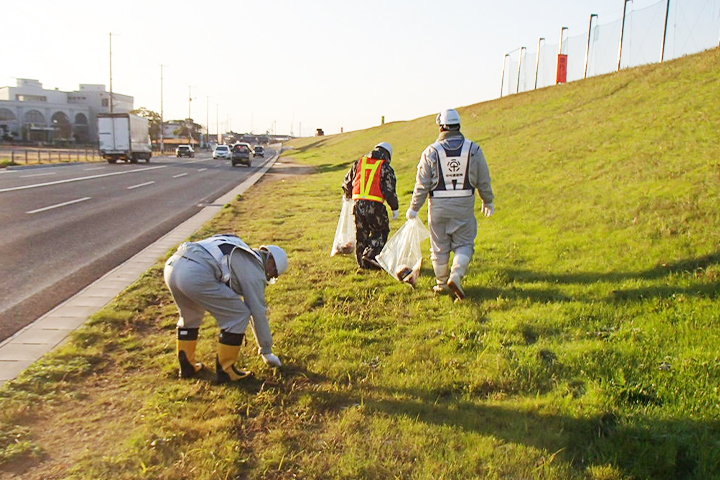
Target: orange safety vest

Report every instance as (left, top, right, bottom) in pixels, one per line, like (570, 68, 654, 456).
(352, 156, 385, 203)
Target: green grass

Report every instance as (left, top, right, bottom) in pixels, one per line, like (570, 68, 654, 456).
(1, 47, 719, 479)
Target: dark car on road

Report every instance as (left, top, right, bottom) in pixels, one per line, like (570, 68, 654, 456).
(253, 145, 264, 158)
(231, 143, 252, 167)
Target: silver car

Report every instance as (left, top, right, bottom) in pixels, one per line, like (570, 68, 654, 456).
(213, 144, 231, 160)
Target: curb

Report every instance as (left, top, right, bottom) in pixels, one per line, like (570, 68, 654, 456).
(0, 152, 280, 387)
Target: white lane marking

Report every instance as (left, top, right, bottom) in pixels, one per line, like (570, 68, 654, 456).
(20, 172, 58, 178)
(198, 168, 207, 172)
(0, 165, 167, 193)
(27, 196, 92, 214)
(186, 158, 214, 165)
(83, 167, 107, 171)
(173, 173, 188, 178)
(127, 181, 155, 190)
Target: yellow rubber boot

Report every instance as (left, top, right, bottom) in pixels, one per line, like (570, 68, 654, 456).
(177, 328, 204, 378)
(215, 331, 251, 382)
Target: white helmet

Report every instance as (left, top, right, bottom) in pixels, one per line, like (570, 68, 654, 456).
(261, 245, 288, 277)
(374, 142, 393, 159)
(436, 108, 461, 126)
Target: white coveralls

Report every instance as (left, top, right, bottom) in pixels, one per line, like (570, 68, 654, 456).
(409, 130, 494, 287)
(163, 235, 274, 355)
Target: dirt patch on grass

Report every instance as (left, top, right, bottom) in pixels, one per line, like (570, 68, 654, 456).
(261, 157, 317, 181)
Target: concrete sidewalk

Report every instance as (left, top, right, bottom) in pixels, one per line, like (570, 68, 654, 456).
(0, 153, 279, 387)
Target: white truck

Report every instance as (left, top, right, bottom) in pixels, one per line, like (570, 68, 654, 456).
(97, 113, 152, 164)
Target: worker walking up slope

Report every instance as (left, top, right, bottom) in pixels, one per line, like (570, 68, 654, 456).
(406, 109, 495, 301)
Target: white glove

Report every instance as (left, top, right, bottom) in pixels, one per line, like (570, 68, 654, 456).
(392, 210, 399, 220)
(261, 353, 282, 367)
(406, 209, 419, 220)
(482, 203, 494, 217)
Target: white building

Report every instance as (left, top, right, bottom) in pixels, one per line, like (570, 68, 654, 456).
(0, 78, 133, 144)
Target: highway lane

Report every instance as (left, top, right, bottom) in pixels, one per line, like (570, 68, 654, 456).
(0, 150, 272, 342)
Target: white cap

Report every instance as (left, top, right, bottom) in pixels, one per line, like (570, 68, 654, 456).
(374, 142, 393, 159)
(261, 245, 288, 277)
(436, 108, 461, 126)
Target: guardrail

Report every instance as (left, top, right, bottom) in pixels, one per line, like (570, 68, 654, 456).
(0, 147, 102, 166)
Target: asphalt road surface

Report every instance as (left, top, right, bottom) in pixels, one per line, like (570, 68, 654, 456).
(0, 149, 273, 342)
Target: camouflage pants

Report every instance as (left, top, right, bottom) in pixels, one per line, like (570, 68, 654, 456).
(353, 200, 390, 269)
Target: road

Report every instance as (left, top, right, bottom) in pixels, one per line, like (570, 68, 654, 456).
(0, 149, 273, 342)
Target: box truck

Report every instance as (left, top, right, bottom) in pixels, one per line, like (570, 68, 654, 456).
(97, 113, 152, 164)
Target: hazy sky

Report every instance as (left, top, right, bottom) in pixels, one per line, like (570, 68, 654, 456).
(0, 0, 676, 135)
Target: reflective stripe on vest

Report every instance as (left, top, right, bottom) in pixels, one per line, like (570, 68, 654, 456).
(431, 139, 474, 198)
(351, 156, 385, 203)
(197, 235, 261, 283)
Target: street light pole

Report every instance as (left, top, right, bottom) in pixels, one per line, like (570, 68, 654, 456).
(160, 64, 165, 153)
(188, 86, 193, 120)
(187, 85, 195, 145)
(109, 33, 114, 113)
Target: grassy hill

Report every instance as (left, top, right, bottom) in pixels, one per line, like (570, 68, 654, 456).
(1, 47, 719, 479)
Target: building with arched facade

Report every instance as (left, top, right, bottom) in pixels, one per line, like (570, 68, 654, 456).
(0, 78, 134, 145)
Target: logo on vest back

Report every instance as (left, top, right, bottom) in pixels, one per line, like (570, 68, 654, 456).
(447, 158, 461, 173)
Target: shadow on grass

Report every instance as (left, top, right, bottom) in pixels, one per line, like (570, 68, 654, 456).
(316, 162, 354, 174)
(463, 285, 576, 304)
(365, 395, 720, 480)
(288, 139, 328, 153)
(265, 163, 317, 177)
(500, 250, 720, 302)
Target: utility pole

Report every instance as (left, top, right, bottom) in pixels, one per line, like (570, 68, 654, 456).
(206, 95, 210, 149)
(585, 14, 598, 79)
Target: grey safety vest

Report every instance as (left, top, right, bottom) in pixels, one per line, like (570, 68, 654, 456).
(431, 138, 474, 198)
(197, 235, 262, 283)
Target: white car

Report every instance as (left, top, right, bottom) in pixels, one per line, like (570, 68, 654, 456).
(213, 145, 231, 160)
(176, 145, 195, 158)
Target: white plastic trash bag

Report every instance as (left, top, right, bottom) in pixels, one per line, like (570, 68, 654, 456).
(331, 197, 356, 256)
(376, 217, 430, 286)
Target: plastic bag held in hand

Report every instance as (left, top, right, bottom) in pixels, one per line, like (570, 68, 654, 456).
(376, 217, 430, 287)
(331, 197, 356, 256)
